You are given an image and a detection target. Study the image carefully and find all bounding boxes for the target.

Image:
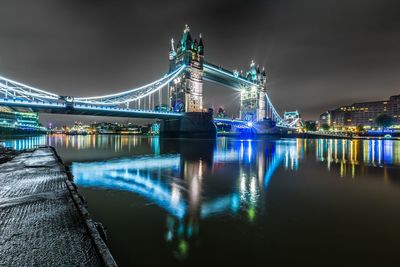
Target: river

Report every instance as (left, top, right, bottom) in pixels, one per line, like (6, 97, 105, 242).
(3, 135, 400, 266)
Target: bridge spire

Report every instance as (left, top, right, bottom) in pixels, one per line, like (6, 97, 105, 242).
(170, 38, 175, 52)
(181, 24, 192, 51)
(198, 33, 204, 55)
(169, 38, 177, 61)
(184, 24, 190, 33)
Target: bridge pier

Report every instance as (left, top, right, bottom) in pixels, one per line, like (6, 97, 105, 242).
(160, 112, 217, 139)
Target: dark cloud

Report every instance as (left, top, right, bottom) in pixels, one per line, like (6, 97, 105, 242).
(1, 0, 399, 125)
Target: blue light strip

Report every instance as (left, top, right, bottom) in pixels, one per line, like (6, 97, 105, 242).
(72, 155, 181, 173)
(0, 88, 59, 101)
(200, 194, 240, 219)
(73, 104, 182, 117)
(72, 155, 186, 218)
(0, 98, 66, 108)
(264, 154, 283, 189)
(264, 92, 282, 122)
(0, 76, 60, 99)
(74, 171, 187, 219)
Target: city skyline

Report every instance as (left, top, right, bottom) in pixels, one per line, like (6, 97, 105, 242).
(1, 0, 400, 125)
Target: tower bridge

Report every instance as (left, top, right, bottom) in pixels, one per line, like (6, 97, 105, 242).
(0, 25, 298, 138)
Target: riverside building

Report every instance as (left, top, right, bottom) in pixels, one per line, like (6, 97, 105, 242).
(0, 106, 46, 134)
(320, 94, 400, 130)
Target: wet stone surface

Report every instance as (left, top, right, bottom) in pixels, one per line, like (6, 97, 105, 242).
(0, 148, 104, 266)
(0, 146, 20, 164)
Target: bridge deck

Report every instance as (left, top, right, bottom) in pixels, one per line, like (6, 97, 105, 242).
(0, 147, 116, 266)
(0, 98, 182, 119)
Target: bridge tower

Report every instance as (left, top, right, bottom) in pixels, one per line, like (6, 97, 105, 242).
(168, 25, 204, 113)
(240, 61, 267, 122)
(161, 25, 216, 139)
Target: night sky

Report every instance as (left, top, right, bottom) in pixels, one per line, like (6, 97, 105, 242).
(1, 0, 399, 126)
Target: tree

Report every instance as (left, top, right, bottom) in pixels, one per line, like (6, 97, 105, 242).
(320, 123, 330, 131)
(304, 120, 317, 132)
(356, 125, 364, 133)
(216, 107, 226, 118)
(375, 114, 394, 129)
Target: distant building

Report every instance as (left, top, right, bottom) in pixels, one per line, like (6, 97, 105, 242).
(319, 111, 331, 126)
(0, 106, 46, 134)
(320, 95, 400, 129)
(216, 107, 227, 118)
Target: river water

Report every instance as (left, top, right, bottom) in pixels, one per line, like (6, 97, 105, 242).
(3, 135, 400, 266)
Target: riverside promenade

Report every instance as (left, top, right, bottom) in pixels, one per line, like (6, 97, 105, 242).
(0, 147, 116, 266)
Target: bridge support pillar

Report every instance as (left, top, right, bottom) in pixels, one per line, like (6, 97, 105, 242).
(160, 112, 216, 139)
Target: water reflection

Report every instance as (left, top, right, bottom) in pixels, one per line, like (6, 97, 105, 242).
(315, 139, 400, 166)
(2, 135, 47, 150)
(73, 155, 184, 218)
(314, 139, 400, 178)
(71, 138, 300, 259)
(3, 135, 400, 263)
(2, 134, 158, 153)
(5, 136, 399, 168)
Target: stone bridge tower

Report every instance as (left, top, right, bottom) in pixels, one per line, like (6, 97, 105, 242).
(161, 25, 216, 139)
(240, 60, 267, 122)
(168, 25, 204, 113)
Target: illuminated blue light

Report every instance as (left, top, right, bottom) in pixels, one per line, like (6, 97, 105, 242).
(74, 65, 186, 105)
(200, 194, 240, 219)
(204, 64, 258, 87)
(230, 194, 240, 213)
(0, 98, 66, 108)
(214, 118, 252, 128)
(0, 76, 60, 99)
(73, 155, 181, 174)
(73, 105, 182, 117)
(73, 157, 186, 219)
(3, 136, 47, 150)
(72, 155, 186, 218)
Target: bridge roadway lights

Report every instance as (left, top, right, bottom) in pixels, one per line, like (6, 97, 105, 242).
(160, 112, 217, 139)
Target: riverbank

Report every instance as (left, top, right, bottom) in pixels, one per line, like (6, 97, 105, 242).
(0, 126, 47, 137)
(0, 147, 117, 266)
(297, 132, 400, 140)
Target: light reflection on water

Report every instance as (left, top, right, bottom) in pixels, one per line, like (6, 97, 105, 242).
(3, 135, 400, 265)
(4, 136, 400, 168)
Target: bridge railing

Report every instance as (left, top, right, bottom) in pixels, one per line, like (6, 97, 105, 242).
(0, 76, 60, 102)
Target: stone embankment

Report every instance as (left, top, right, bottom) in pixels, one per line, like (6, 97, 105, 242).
(0, 147, 117, 266)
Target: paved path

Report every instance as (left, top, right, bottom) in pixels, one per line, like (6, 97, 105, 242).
(0, 147, 116, 266)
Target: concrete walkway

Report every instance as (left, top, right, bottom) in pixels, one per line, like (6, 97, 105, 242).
(0, 147, 116, 266)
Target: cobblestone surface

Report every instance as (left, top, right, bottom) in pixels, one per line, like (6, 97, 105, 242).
(0, 147, 113, 266)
